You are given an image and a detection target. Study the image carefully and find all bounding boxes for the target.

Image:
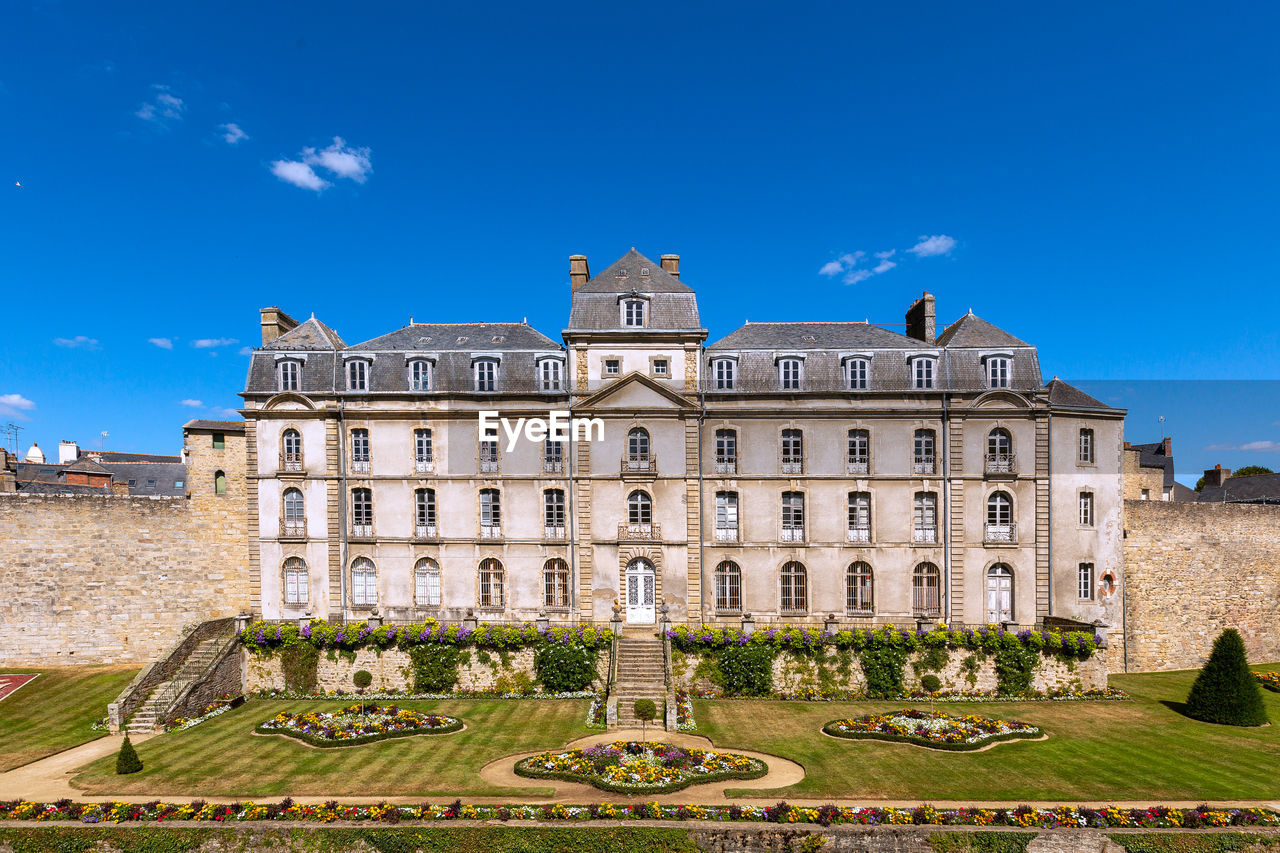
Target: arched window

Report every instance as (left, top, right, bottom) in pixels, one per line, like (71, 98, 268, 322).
(346, 358, 369, 392)
(627, 490, 652, 526)
(986, 428, 1014, 473)
(911, 356, 936, 389)
(281, 429, 303, 471)
(283, 556, 308, 605)
(414, 557, 441, 607)
(846, 561, 874, 615)
(622, 298, 647, 327)
(985, 355, 1011, 388)
(351, 487, 373, 536)
(282, 487, 305, 537)
(478, 558, 505, 609)
(986, 491, 1014, 542)
(473, 358, 498, 392)
(780, 561, 807, 614)
(711, 358, 737, 390)
(626, 427, 651, 469)
(276, 359, 301, 392)
(986, 564, 1013, 623)
(407, 358, 433, 391)
(844, 356, 870, 390)
(214, 470, 227, 495)
(912, 563, 941, 617)
(350, 428, 370, 473)
(538, 358, 564, 392)
(913, 428, 936, 474)
(414, 487, 436, 537)
(350, 556, 377, 607)
(543, 558, 570, 608)
(714, 561, 742, 613)
(778, 357, 803, 390)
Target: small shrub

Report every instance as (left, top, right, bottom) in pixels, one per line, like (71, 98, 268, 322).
(115, 736, 142, 775)
(921, 674, 942, 694)
(534, 642, 597, 693)
(1185, 629, 1269, 727)
(353, 670, 373, 690)
(633, 699, 657, 742)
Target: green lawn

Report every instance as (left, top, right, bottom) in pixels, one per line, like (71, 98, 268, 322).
(692, 664, 1280, 801)
(73, 698, 594, 797)
(0, 665, 140, 772)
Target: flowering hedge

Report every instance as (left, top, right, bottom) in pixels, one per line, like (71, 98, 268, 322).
(1256, 672, 1280, 693)
(2, 800, 1276, 829)
(668, 624, 1097, 658)
(256, 704, 462, 747)
(241, 620, 611, 654)
(515, 741, 766, 794)
(823, 710, 1040, 750)
(689, 686, 1127, 702)
(167, 694, 244, 733)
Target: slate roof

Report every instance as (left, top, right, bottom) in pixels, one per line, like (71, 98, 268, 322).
(64, 457, 112, 476)
(708, 322, 919, 350)
(101, 461, 188, 496)
(1171, 482, 1198, 501)
(1198, 472, 1280, 504)
(1129, 441, 1176, 490)
(567, 249, 703, 332)
(183, 420, 246, 432)
(1044, 378, 1115, 410)
(348, 323, 559, 352)
(90, 451, 181, 464)
(261, 317, 347, 351)
(936, 312, 1032, 348)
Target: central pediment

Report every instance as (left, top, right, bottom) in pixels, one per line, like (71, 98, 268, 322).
(575, 373, 698, 412)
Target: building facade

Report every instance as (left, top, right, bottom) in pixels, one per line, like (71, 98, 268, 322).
(241, 249, 1125, 633)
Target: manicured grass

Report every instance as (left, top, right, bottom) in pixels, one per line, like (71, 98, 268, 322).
(72, 698, 594, 797)
(695, 664, 1280, 801)
(0, 665, 139, 772)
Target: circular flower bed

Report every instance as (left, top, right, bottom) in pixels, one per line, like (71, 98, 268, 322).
(514, 740, 767, 793)
(823, 709, 1041, 751)
(256, 704, 462, 747)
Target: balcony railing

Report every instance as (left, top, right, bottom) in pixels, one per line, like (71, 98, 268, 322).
(714, 526, 739, 542)
(714, 456, 737, 475)
(847, 457, 869, 475)
(479, 524, 502, 539)
(351, 460, 371, 475)
(984, 522, 1018, 544)
(350, 523, 373, 538)
(543, 457, 565, 474)
(415, 523, 437, 539)
(984, 453, 1017, 475)
(780, 527, 805, 543)
(281, 520, 306, 538)
(280, 452, 304, 473)
(623, 453, 656, 473)
(781, 460, 803, 475)
(913, 458, 936, 475)
(618, 522, 661, 541)
(913, 527, 938, 543)
(544, 525, 566, 540)
(846, 526, 871, 544)
(415, 458, 435, 474)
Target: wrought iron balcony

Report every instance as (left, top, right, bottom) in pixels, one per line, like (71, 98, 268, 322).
(846, 526, 872, 544)
(780, 527, 805, 543)
(350, 523, 374, 538)
(544, 525, 566, 541)
(714, 456, 737, 475)
(913, 458, 936, 475)
(415, 523, 437, 539)
(714, 526, 739, 542)
(351, 460, 371, 475)
(280, 452, 304, 473)
(618, 522, 661, 541)
(847, 457, 869, 475)
(781, 460, 803, 475)
(281, 520, 306, 538)
(913, 527, 938, 544)
(984, 522, 1018, 544)
(984, 453, 1017, 475)
(479, 524, 502, 539)
(622, 453, 656, 473)
(543, 456, 564, 474)
(415, 458, 435, 474)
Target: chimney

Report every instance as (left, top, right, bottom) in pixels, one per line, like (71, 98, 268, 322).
(1161, 437, 1172, 456)
(1202, 465, 1232, 489)
(905, 292, 936, 343)
(569, 255, 591, 292)
(260, 307, 299, 346)
(58, 440, 80, 464)
(660, 254, 680, 278)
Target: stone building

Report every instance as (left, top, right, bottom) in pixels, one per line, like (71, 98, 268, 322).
(241, 249, 1125, 633)
(1122, 438, 1196, 501)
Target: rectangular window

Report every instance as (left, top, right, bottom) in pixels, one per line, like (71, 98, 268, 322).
(284, 569, 308, 604)
(715, 491, 739, 541)
(781, 429, 803, 474)
(175, 480, 184, 488)
(351, 488, 373, 536)
(474, 359, 497, 391)
(1078, 562, 1094, 600)
(415, 488, 436, 536)
(847, 428, 870, 474)
(212, 433, 225, 450)
(414, 428, 433, 472)
(539, 359, 563, 392)
(351, 429, 370, 474)
(480, 489, 501, 537)
(846, 358, 869, 390)
(1079, 492, 1095, 526)
(714, 429, 736, 474)
(779, 358, 802, 390)
(713, 359, 736, 390)
(781, 491, 805, 542)
(416, 569, 441, 607)
(277, 361, 300, 392)
(913, 429, 936, 474)
(986, 356, 1011, 388)
(408, 360, 432, 391)
(347, 360, 368, 391)
(544, 489, 566, 538)
(652, 359, 668, 376)
(914, 492, 938, 542)
(623, 299, 645, 327)
(847, 491, 871, 543)
(1079, 429, 1095, 464)
(544, 437, 564, 473)
(604, 359, 620, 376)
(912, 357, 935, 389)
(479, 425, 499, 473)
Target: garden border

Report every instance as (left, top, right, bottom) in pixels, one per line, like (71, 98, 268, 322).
(512, 753, 769, 796)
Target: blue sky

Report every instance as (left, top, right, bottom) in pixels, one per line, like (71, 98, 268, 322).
(2, 1, 1278, 483)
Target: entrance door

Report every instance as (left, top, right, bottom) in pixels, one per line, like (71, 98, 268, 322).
(986, 565, 1013, 623)
(625, 559, 656, 624)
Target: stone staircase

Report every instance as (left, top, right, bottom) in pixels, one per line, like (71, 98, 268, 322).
(613, 632, 667, 729)
(125, 635, 228, 734)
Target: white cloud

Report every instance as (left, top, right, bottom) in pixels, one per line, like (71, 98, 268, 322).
(190, 338, 239, 348)
(818, 260, 844, 277)
(818, 249, 890, 285)
(843, 269, 873, 285)
(304, 137, 372, 182)
(211, 407, 241, 418)
(135, 85, 186, 125)
(148, 337, 174, 350)
(180, 399, 204, 408)
(270, 159, 330, 191)
(53, 335, 99, 349)
(0, 393, 35, 420)
(218, 122, 248, 145)
(872, 250, 897, 274)
(908, 234, 957, 257)
(1205, 441, 1280, 453)
(238, 346, 253, 356)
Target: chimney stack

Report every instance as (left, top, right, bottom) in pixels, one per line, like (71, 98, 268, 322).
(260, 307, 299, 346)
(58, 440, 80, 464)
(1202, 465, 1232, 489)
(660, 254, 680, 278)
(905, 292, 936, 343)
(1161, 437, 1172, 456)
(570, 255, 591, 292)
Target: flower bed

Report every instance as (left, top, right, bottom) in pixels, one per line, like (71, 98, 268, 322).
(255, 703, 462, 747)
(669, 623, 1098, 658)
(250, 688, 595, 701)
(823, 709, 1041, 750)
(1256, 672, 1280, 693)
(514, 741, 766, 794)
(3, 800, 1276, 828)
(586, 693, 607, 729)
(167, 694, 244, 733)
(690, 686, 1127, 702)
(674, 688, 696, 731)
(241, 619, 610, 653)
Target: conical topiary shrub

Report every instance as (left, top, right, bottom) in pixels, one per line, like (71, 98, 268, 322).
(116, 735, 143, 774)
(1185, 629, 1269, 727)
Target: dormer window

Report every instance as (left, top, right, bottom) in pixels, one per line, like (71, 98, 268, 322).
(538, 358, 563, 392)
(277, 360, 301, 392)
(473, 358, 498, 392)
(623, 299, 647, 328)
(778, 357, 803, 390)
(346, 359, 369, 392)
(407, 359, 433, 392)
(843, 357, 870, 390)
(910, 356, 936, 390)
(984, 355, 1011, 389)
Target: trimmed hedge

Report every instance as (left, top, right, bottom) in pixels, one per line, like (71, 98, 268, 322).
(1185, 629, 1269, 727)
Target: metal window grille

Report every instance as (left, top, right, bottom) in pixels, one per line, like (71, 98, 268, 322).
(479, 559, 504, 608)
(846, 562, 873, 614)
(912, 565, 940, 616)
(714, 561, 741, 612)
(780, 562, 807, 613)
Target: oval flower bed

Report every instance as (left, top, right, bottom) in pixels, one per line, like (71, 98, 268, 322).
(514, 741, 767, 794)
(823, 709, 1041, 751)
(256, 704, 462, 747)
(1255, 672, 1280, 693)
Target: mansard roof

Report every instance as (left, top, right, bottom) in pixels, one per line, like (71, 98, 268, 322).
(707, 321, 920, 351)
(567, 249, 703, 332)
(348, 322, 560, 352)
(262, 317, 347, 351)
(1043, 378, 1114, 410)
(936, 312, 1032, 348)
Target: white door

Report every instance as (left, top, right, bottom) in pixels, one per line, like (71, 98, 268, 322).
(625, 560, 656, 624)
(986, 568, 1012, 623)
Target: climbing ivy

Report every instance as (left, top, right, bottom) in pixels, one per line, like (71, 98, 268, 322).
(279, 643, 319, 694)
(407, 645, 461, 693)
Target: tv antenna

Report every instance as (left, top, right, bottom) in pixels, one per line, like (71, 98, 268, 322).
(2, 423, 23, 456)
(98, 430, 110, 450)
(1158, 415, 1166, 438)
